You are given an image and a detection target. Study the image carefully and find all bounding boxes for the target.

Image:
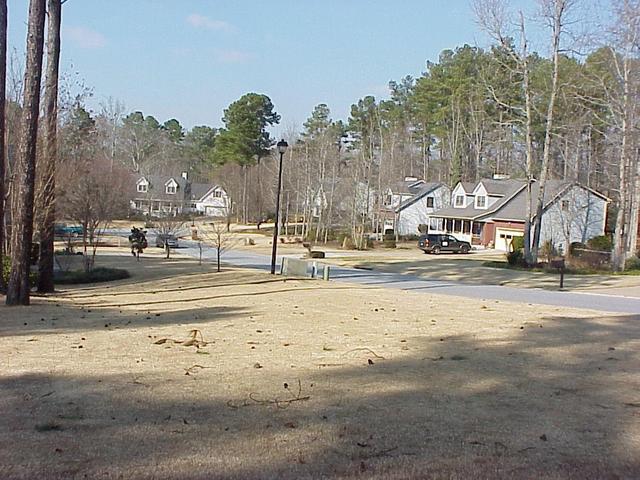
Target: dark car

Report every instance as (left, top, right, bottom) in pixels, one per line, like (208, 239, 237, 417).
(156, 234, 179, 249)
(418, 234, 471, 254)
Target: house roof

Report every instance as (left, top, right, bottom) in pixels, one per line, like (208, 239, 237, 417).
(487, 180, 609, 222)
(435, 179, 525, 220)
(131, 174, 190, 202)
(395, 182, 446, 212)
(433, 178, 607, 223)
(391, 178, 426, 195)
(190, 183, 218, 201)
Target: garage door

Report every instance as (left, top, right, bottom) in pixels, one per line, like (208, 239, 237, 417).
(495, 228, 524, 252)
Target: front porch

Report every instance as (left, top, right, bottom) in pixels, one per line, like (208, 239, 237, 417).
(429, 217, 484, 245)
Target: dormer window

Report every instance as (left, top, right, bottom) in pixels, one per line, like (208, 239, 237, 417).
(165, 178, 178, 195)
(136, 178, 148, 193)
(455, 195, 465, 207)
(475, 195, 487, 209)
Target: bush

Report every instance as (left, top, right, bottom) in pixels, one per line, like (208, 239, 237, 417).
(2, 257, 38, 289)
(511, 236, 525, 252)
(382, 233, 396, 249)
(587, 235, 612, 252)
(569, 242, 586, 256)
(54, 267, 130, 285)
(625, 256, 640, 271)
(506, 249, 525, 267)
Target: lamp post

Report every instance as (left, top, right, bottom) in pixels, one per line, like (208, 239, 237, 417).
(270, 139, 288, 274)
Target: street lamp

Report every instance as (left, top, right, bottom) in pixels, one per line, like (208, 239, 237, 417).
(270, 139, 288, 274)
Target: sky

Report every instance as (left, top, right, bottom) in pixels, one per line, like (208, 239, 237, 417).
(7, 0, 555, 134)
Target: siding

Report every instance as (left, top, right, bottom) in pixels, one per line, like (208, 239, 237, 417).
(539, 186, 607, 254)
(397, 187, 450, 236)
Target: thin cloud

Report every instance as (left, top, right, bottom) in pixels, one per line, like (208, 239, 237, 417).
(215, 49, 252, 64)
(187, 14, 235, 33)
(64, 26, 107, 49)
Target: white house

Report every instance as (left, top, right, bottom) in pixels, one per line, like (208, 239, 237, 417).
(429, 177, 609, 252)
(379, 177, 451, 236)
(131, 172, 230, 217)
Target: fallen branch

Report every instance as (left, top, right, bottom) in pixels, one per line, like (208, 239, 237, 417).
(343, 347, 385, 359)
(153, 329, 210, 348)
(227, 379, 310, 409)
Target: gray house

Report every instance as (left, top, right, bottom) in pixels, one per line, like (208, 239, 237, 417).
(429, 178, 609, 252)
(379, 177, 451, 236)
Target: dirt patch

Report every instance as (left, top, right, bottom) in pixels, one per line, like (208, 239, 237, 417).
(1, 252, 639, 479)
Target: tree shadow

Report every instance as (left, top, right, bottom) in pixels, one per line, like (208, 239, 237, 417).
(1, 313, 639, 479)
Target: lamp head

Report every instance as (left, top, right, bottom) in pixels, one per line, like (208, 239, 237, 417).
(277, 139, 288, 155)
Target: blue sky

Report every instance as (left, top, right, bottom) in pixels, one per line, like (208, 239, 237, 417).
(8, 0, 543, 133)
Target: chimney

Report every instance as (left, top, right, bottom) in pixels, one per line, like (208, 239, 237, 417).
(493, 173, 510, 180)
(181, 171, 188, 180)
(404, 176, 418, 182)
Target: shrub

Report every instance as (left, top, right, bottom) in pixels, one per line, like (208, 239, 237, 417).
(511, 236, 525, 252)
(625, 256, 640, 271)
(382, 234, 396, 249)
(569, 242, 586, 256)
(587, 235, 612, 252)
(2, 257, 38, 289)
(54, 267, 130, 285)
(506, 249, 525, 267)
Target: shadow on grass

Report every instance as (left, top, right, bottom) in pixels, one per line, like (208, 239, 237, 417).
(1, 313, 639, 479)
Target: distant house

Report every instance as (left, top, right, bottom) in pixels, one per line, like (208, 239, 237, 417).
(379, 177, 451, 236)
(429, 178, 609, 252)
(131, 172, 230, 217)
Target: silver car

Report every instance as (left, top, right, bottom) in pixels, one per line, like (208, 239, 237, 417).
(156, 234, 179, 249)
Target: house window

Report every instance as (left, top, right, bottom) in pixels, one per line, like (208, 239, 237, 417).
(214, 190, 222, 198)
(137, 183, 147, 193)
(476, 195, 486, 208)
(166, 185, 176, 194)
(426, 197, 434, 208)
(455, 195, 464, 207)
(561, 200, 569, 211)
(383, 194, 392, 206)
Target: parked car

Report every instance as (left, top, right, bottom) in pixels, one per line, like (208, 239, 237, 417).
(54, 223, 84, 238)
(418, 234, 471, 254)
(155, 234, 179, 249)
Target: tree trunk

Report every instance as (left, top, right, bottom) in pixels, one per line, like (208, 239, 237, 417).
(6, 0, 46, 306)
(520, 11, 535, 265)
(0, 0, 7, 291)
(37, 0, 61, 293)
(531, 0, 566, 262)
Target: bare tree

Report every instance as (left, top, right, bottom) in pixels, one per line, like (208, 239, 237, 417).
(153, 217, 185, 259)
(609, 0, 640, 271)
(0, 0, 7, 290)
(37, 0, 62, 292)
(474, 0, 537, 263)
(201, 221, 238, 272)
(6, 0, 46, 305)
(531, 0, 576, 262)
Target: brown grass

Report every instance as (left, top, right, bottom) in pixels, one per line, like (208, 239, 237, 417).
(1, 250, 639, 479)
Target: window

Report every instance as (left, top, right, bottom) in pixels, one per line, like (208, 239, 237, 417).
(166, 185, 176, 194)
(561, 200, 569, 211)
(426, 197, 434, 208)
(475, 195, 486, 208)
(455, 195, 464, 207)
(137, 183, 147, 193)
(214, 190, 222, 198)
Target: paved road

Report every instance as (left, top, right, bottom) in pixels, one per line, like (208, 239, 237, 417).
(170, 239, 640, 315)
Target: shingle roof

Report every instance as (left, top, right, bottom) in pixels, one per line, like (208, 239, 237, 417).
(131, 174, 190, 202)
(190, 183, 216, 201)
(435, 179, 525, 220)
(396, 182, 445, 212)
(391, 178, 426, 195)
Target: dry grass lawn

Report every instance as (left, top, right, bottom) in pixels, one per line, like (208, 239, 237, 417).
(1, 249, 639, 479)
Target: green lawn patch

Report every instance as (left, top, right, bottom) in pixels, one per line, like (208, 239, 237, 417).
(55, 267, 130, 284)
